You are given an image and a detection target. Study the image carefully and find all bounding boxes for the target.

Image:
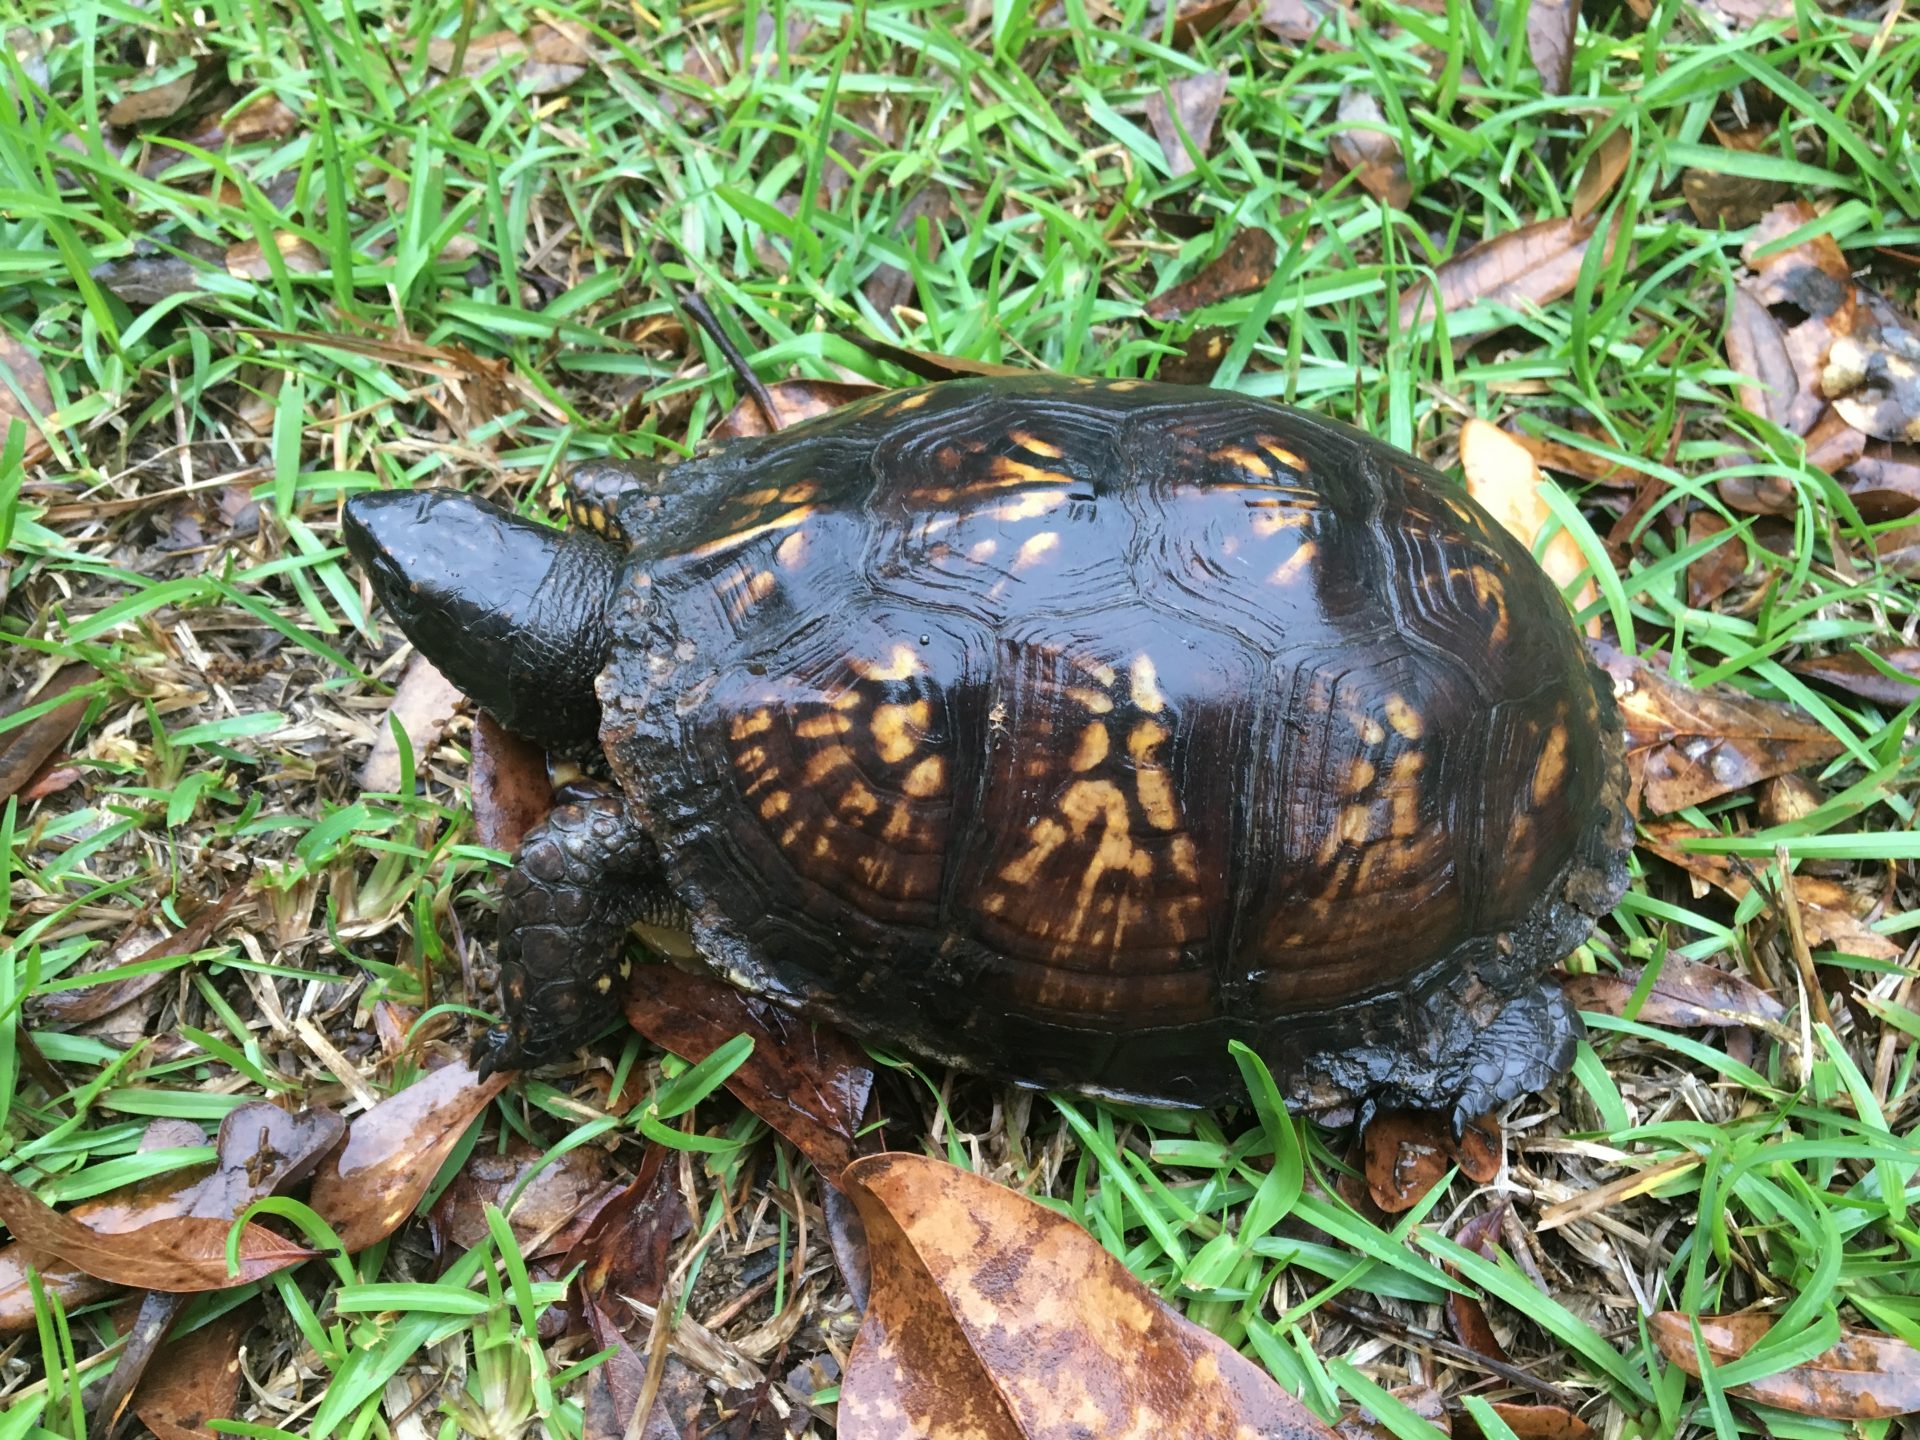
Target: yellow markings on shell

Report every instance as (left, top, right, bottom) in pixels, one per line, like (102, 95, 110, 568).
(730, 708, 773, 740)
(1384, 694, 1425, 740)
(837, 782, 880, 818)
(1170, 834, 1200, 883)
(780, 481, 818, 503)
(1213, 444, 1272, 478)
(1014, 532, 1061, 570)
(1339, 804, 1373, 845)
(872, 699, 931, 764)
(1129, 655, 1167, 713)
(1106, 379, 1145, 391)
(775, 529, 808, 569)
(1532, 723, 1569, 805)
(737, 745, 769, 771)
(1248, 503, 1314, 537)
(1069, 723, 1109, 771)
(999, 817, 1067, 885)
(804, 746, 854, 782)
(1010, 429, 1063, 458)
(984, 490, 1069, 524)
(733, 487, 782, 508)
(1067, 685, 1115, 715)
(794, 712, 852, 739)
(853, 644, 922, 681)
(968, 539, 998, 562)
(1128, 720, 1178, 830)
(685, 505, 814, 559)
(1472, 567, 1510, 645)
(902, 755, 946, 797)
(1060, 780, 1153, 881)
(1255, 434, 1308, 472)
(1269, 539, 1317, 586)
(891, 390, 933, 411)
(987, 455, 1069, 489)
(882, 803, 917, 842)
(595, 973, 613, 993)
(1345, 758, 1376, 794)
(758, 791, 792, 820)
(1352, 712, 1386, 744)
(832, 690, 864, 710)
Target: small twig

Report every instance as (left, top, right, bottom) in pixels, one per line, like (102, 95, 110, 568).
(677, 289, 785, 432)
(1775, 844, 1836, 1035)
(1321, 1298, 1582, 1410)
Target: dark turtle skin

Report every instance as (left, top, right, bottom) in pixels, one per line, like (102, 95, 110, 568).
(345, 375, 1630, 1126)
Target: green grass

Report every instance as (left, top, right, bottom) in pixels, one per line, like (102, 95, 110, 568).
(3, 0, 1919, 1436)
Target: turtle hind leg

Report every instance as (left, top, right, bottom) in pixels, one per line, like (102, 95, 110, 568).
(475, 781, 682, 1076)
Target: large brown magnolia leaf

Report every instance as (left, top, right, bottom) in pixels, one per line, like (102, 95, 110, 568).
(132, 1303, 255, 1440)
(1725, 287, 1818, 432)
(1399, 216, 1614, 331)
(1146, 229, 1279, 320)
(839, 1152, 1339, 1440)
(1652, 1312, 1920, 1419)
(308, 1059, 510, 1253)
(624, 964, 873, 1178)
(41, 880, 249, 1024)
(1591, 642, 1844, 814)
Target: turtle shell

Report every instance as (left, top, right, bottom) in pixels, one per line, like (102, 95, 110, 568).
(596, 376, 1630, 1113)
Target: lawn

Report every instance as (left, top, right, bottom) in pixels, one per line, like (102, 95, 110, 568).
(2, 0, 1919, 1437)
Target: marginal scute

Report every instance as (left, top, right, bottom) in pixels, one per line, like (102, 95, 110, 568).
(592, 375, 1630, 1115)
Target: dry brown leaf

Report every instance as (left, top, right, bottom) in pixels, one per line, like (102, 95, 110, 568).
(1725, 286, 1816, 432)
(0, 663, 99, 805)
(839, 1152, 1340, 1440)
(1362, 1109, 1501, 1213)
(1399, 215, 1613, 331)
(425, 23, 590, 94)
(308, 1060, 510, 1253)
(106, 69, 202, 126)
(1876, 520, 1920, 576)
(624, 964, 873, 1178)
(41, 879, 250, 1024)
(132, 1303, 255, 1440)
(1652, 1312, 1920, 1419)
(1805, 406, 1868, 474)
(1444, 1204, 1510, 1361)
(1336, 1384, 1448, 1438)
(0, 331, 55, 466)
(1637, 820, 1899, 960)
(1561, 955, 1787, 1030)
(1684, 171, 1787, 229)
(225, 234, 326, 279)
(1259, 0, 1346, 42)
(1146, 71, 1228, 178)
(845, 336, 1034, 381)
(1501, 424, 1644, 488)
(1787, 647, 1920, 708)
(1169, 0, 1242, 46)
(1844, 442, 1920, 520)
(1466, 1403, 1594, 1439)
(1824, 291, 1920, 443)
(1147, 228, 1279, 321)
(428, 1139, 618, 1262)
(0, 1174, 313, 1292)
(1572, 128, 1632, 223)
(563, 1144, 688, 1313)
(1686, 511, 1747, 610)
(360, 654, 465, 793)
(1526, 0, 1577, 94)
(1330, 90, 1411, 210)
(865, 187, 952, 315)
(1460, 420, 1599, 628)
(1156, 326, 1234, 385)
(1700, 0, 1794, 27)
(708, 378, 888, 442)
(470, 709, 552, 853)
(1592, 642, 1844, 814)
(175, 94, 299, 151)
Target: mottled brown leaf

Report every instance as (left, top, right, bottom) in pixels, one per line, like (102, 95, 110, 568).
(1684, 171, 1787, 229)
(425, 23, 590, 94)
(41, 879, 248, 1023)
(1686, 511, 1747, 610)
(1444, 1204, 1510, 1361)
(579, 1297, 709, 1440)
(1825, 291, 1920, 443)
(360, 654, 465, 793)
(174, 94, 299, 151)
(1146, 71, 1228, 178)
(1787, 647, 1920, 708)
(1572, 128, 1632, 223)
(470, 710, 551, 853)
(1464, 1403, 1593, 1439)
(1526, 0, 1576, 93)
(1363, 1109, 1499, 1213)
(131, 1303, 255, 1440)
(1725, 286, 1816, 432)
(308, 1059, 510, 1253)
(1700, 0, 1794, 27)
(429, 1138, 617, 1261)
(840, 1152, 1340, 1440)
(1259, 0, 1346, 42)
(825, 1177, 873, 1314)
(1146, 228, 1278, 320)
(1501, 425, 1644, 488)
(1335, 1384, 1447, 1439)
(1562, 956, 1787, 1030)
(1398, 216, 1613, 331)
(1155, 326, 1234, 385)
(1593, 642, 1844, 814)
(0, 331, 53, 469)
(1330, 90, 1411, 210)
(865, 187, 952, 315)
(1170, 0, 1242, 46)
(564, 1144, 688, 1313)
(624, 964, 873, 1178)
(225, 234, 326, 279)
(709, 378, 888, 442)
(1844, 442, 1920, 520)
(89, 254, 210, 306)
(106, 69, 200, 125)
(1805, 406, 1868, 474)
(0, 663, 99, 805)
(1460, 420, 1599, 628)
(0, 1173, 313, 1292)
(1653, 1312, 1920, 1419)
(844, 336, 1034, 381)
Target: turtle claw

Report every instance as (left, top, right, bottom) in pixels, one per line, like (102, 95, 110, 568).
(471, 1025, 520, 1081)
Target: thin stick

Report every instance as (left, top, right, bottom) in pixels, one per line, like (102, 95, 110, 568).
(1320, 1298, 1582, 1410)
(1775, 844, 1837, 1034)
(677, 289, 785, 432)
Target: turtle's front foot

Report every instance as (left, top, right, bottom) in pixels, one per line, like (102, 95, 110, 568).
(486, 781, 673, 1070)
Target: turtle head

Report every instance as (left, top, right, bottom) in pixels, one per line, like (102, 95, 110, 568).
(343, 490, 622, 748)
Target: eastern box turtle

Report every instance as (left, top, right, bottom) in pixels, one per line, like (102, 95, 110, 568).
(344, 376, 1630, 1124)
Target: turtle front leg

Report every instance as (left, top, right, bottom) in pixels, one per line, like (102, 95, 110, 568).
(474, 782, 680, 1077)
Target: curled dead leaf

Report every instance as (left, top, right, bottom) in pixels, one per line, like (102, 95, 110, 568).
(1146, 228, 1278, 321)
(1146, 71, 1228, 178)
(225, 234, 326, 279)
(41, 879, 249, 1024)
(470, 709, 552, 853)
(1330, 90, 1411, 210)
(1823, 292, 1920, 443)
(839, 1152, 1341, 1439)
(359, 654, 465, 793)
(425, 23, 591, 94)
(1787, 647, 1920, 708)
(1526, 0, 1577, 94)
(131, 1303, 256, 1440)
(1399, 215, 1616, 332)
(845, 336, 1033, 381)
(1362, 1109, 1501, 1212)
(1571, 128, 1632, 223)
(1561, 955, 1787, 1030)
(1652, 1311, 1920, 1419)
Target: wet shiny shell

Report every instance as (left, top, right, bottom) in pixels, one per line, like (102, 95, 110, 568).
(597, 376, 1628, 1109)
